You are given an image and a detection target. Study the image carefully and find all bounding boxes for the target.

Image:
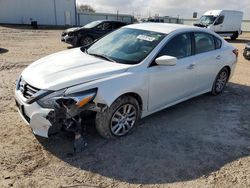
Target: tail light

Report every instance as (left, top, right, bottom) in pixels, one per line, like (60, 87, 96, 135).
(233, 48, 239, 58)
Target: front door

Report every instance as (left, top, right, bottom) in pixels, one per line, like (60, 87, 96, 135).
(148, 33, 197, 112)
(148, 56, 197, 112)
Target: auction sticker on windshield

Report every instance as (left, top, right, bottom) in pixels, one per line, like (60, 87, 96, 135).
(137, 35, 156, 42)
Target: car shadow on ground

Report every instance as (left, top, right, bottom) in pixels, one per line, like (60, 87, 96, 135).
(0, 48, 8, 54)
(37, 82, 250, 184)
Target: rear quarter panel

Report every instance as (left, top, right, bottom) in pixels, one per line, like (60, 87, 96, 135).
(220, 42, 237, 79)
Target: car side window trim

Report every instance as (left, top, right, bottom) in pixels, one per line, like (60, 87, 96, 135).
(191, 32, 195, 56)
(213, 36, 222, 49)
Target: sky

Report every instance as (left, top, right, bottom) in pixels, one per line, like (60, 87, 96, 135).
(76, 0, 250, 19)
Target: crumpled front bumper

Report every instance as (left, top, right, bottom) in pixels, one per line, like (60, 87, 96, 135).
(61, 34, 77, 46)
(15, 90, 53, 138)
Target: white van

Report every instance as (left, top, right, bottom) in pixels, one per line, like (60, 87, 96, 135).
(194, 10, 243, 40)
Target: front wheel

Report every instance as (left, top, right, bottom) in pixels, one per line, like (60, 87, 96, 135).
(211, 67, 229, 95)
(96, 96, 140, 139)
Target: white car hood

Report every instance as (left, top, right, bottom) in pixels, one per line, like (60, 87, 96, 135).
(22, 48, 130, 90)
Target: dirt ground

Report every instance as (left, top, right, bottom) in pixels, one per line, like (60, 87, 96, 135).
(0, 25, 249, 188)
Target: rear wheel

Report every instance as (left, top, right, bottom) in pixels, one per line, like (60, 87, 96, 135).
(96, 96, 140, 139)
(211, 67, 229, 95)
(230, 32, 238, 40)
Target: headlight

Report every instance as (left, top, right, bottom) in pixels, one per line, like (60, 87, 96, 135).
(37, 89, 66, 108)
(37, 88, 97, 109)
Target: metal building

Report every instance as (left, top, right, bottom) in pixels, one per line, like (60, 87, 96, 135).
(77, 12, 134, 25)
(0, 0, 77, 26)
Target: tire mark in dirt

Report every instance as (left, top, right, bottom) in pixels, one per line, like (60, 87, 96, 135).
(0, 62, 29, 71)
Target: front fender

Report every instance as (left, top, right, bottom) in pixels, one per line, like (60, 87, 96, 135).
(65, 71, 148, 112)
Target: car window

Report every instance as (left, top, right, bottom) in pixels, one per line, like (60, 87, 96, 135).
(214, 36, 222, 49)
(96, 22, 112, 30)
(158, 33, 192, 59)
(103, 22, 112, 30)
(82, 20, 102, 29)
(195, 33, 215, 54)
(96, 23, 104, 30)
(113, 22, 125, 29)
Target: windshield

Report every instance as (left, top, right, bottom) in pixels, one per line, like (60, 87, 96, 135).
(86, 28, 166, 64)
(82, 21, 103, 29)
(197, 15, 217, 26)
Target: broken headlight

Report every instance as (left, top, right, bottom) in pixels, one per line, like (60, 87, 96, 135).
(37, 88, 97, 109)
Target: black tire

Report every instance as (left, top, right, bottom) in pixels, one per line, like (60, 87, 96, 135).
(80, 36, 93, 46)
(211, 67, 229, 95)
(96, 96, 141, 139)
(230, 32, 238, 40)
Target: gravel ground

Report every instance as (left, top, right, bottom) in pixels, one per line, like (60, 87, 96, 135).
(0, 25, 249, 188)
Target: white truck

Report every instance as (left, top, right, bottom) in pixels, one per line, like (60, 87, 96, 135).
(194, 10, 243, 40)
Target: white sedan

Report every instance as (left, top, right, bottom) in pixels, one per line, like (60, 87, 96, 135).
(15, 23, 238, 138)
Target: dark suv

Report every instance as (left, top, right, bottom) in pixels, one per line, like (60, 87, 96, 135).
(61, 20, 127, 47)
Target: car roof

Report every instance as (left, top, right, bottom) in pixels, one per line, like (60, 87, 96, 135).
(99, 20, 125, 23)
(125, 23, 205, 34)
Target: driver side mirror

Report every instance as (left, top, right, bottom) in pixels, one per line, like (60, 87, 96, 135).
(155, 55, 177, 66)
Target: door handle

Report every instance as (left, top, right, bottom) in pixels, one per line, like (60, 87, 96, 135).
(187, 63, 196, 70)
(216, 55, 221, 60)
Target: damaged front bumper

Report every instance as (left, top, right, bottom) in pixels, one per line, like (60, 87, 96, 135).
(61, 34, 78, 46)
(15, 90, 53, 137)
(15, 78, 104, 138)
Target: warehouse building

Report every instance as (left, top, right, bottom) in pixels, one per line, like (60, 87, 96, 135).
(0, 0, 77, 26)
(0, 0, 134, 26)
(77, 12, 134, 25)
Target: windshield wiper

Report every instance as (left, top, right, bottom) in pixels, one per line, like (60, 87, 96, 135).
(194, 23, 206, 27)
(88, 52, 116, 63)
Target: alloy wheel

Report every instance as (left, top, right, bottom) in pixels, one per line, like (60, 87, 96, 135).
(215, 70, 228, 93)
(110, 104, 137, 136)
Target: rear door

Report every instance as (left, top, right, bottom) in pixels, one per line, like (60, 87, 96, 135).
(192, 32, 223, 93)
